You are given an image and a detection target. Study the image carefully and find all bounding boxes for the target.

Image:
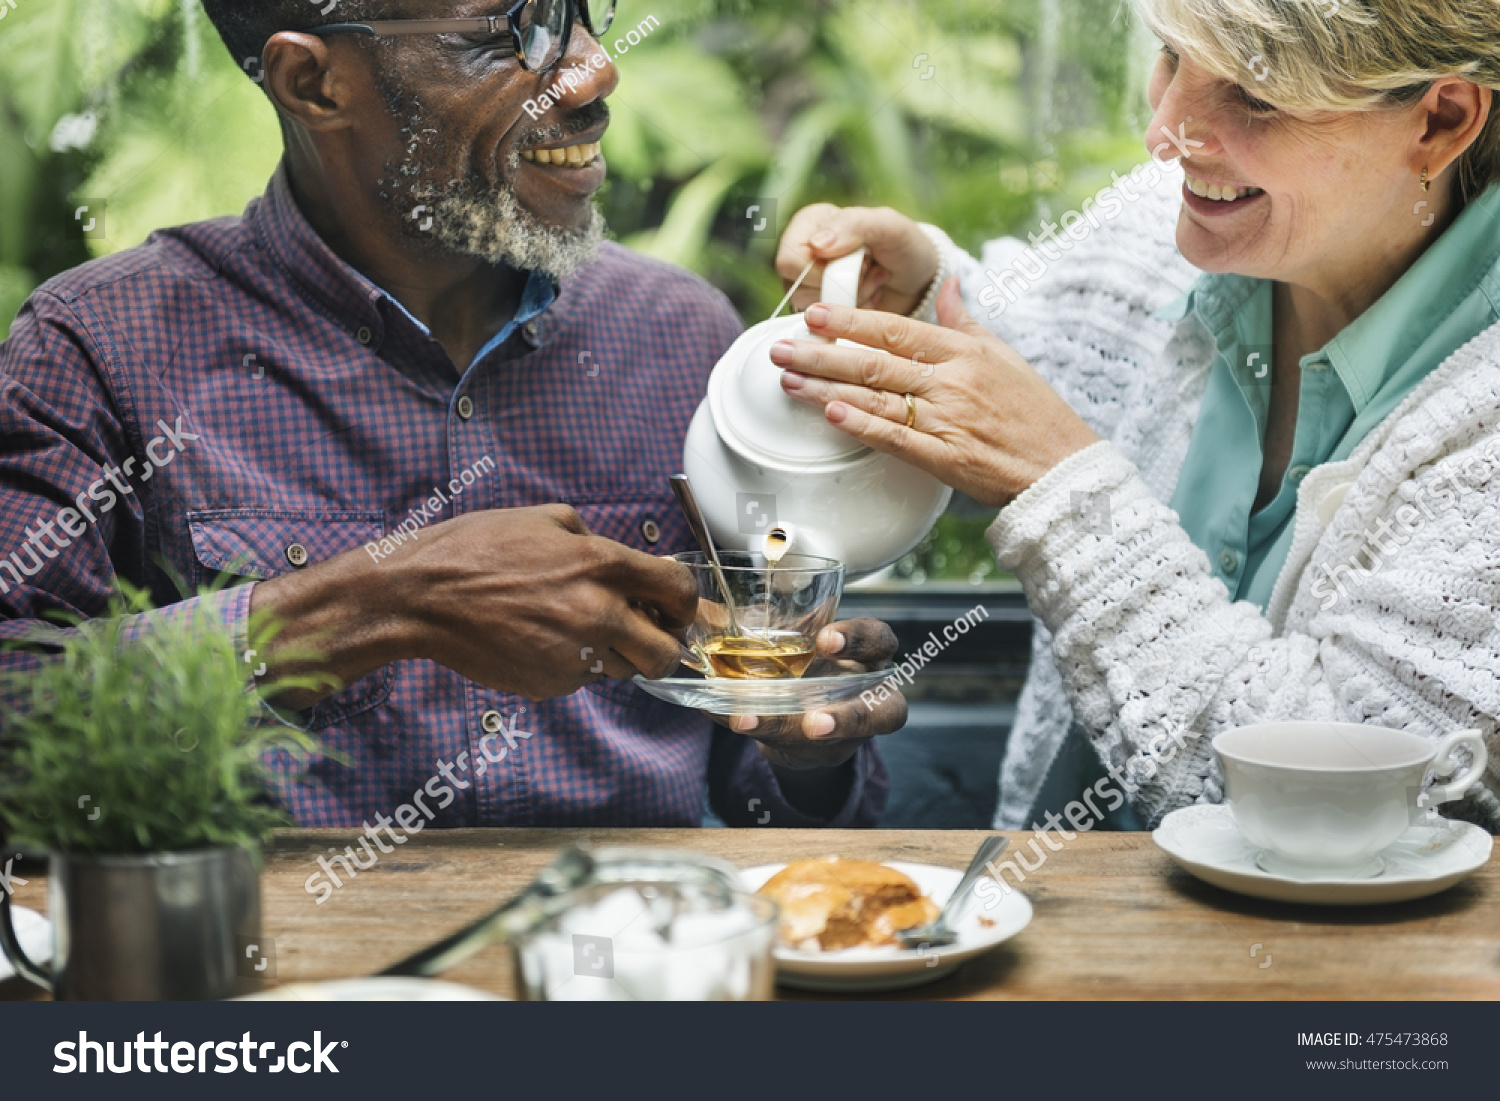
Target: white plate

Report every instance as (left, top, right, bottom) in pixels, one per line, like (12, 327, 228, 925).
(236, 977, 504, 1000)
(634, 668, 891, 716)
(741, 861, 1031, 992)
(1153, 804, 1493, 905)
(0, 906, 51, 983)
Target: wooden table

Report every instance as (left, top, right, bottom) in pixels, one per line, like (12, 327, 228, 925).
(6, 828, 1498, 999)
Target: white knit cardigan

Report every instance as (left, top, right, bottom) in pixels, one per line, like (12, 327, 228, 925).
(916, 162, 1500, 832)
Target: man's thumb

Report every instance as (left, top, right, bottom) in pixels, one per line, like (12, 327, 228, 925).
(935, 277, 987, 337)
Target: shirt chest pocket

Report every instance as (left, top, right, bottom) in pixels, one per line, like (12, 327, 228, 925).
(185, 508, 396, 730)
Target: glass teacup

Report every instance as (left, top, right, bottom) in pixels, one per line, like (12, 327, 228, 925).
(673, 551, 844, 680)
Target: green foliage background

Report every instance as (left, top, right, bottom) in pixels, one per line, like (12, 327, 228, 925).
(0, 0, 1157, 582)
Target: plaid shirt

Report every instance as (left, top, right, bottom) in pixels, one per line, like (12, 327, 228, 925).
(0, 166, 886, 830)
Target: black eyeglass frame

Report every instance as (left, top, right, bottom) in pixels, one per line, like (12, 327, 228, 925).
(300, 0, 615, 73)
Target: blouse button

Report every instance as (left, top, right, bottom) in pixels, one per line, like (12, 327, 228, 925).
(1219, 549, 1239, 574)
(1287, 464, 1311, 485)
(285, 542, 310, 568)
(640, 518, 661, 545)
(457, 395, 475, 420)
(481, 710, 504, 734)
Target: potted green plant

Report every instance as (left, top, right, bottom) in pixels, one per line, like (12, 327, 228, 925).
(0, 584, 325, 999)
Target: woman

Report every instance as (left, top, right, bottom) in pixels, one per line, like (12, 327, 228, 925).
(770, 0, 1500, 832)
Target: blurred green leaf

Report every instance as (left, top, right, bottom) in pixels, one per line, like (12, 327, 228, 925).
(626, 156, 755, 266)
(607, 42, 769, 179)
(0, 263, 35, 338)
(81, 47, 280, 254)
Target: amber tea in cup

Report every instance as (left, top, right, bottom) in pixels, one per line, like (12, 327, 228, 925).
(699, 630, 817, 680)
(674, 552, 844, 681)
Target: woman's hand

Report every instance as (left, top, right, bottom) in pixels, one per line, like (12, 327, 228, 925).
(770, 279, 1101, 508)
(775, 204, 940, 316)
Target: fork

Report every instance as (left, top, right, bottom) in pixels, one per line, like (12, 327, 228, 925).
(894, 836, 1010, 949)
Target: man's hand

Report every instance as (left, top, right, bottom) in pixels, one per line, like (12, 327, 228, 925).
(251, 504, 699, 707)
(711, 617, 906, 771)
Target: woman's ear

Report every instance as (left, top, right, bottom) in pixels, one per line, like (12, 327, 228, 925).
(260, 32, 356, 134)
(1413, 77, 1492, 182)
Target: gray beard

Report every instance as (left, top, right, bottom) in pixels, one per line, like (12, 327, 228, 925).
(375, 83, 606, 281)
(421, 172, 606, 281)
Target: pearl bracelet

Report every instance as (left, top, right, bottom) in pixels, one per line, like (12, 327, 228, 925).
(909, 223, 954, 324)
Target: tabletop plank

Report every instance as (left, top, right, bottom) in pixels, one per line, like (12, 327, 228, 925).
(6, 828, 1498, 1000)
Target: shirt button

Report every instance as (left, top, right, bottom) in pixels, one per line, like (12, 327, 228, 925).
(1219, 549, 1239, 574)
(285, 542, 310, 568)
(523, 321, 539, 339)
(457, 395, 475, 420)
(356, 326, 373, 346)
(640, 518, 661, 545)
(481, 710, 504, 734)
(1287, 464, 1311, 485)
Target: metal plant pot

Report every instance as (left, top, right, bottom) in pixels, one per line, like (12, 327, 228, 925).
(0, 845, 261, 1000)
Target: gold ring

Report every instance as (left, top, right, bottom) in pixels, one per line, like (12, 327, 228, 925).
(903, 392, 917, 429)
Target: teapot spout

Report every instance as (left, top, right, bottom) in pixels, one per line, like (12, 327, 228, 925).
(781, 526, 842, 565)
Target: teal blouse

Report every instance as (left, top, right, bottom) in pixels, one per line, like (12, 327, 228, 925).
(1161, 185, 1500, 609)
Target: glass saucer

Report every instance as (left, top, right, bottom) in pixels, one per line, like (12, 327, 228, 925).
(632, 668, 893, 716)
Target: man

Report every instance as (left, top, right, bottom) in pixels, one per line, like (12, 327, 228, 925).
(0, 0, 907, 828)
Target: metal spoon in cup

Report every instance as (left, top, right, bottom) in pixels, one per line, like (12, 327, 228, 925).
(894, 836, 1011, 950)
(667, 475, 777, 675)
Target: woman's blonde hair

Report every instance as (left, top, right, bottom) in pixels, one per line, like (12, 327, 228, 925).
(1131, 0, 1500, 204)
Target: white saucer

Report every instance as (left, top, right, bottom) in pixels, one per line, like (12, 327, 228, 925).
(0, 906, 51, 983)
(1153, 804, 1493, 905)
(740, 862, 1031, 992)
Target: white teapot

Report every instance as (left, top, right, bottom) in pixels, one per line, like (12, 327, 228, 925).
(683, 249, 952, 578)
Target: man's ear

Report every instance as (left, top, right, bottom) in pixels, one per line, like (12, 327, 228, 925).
(261, 32, 358, 132)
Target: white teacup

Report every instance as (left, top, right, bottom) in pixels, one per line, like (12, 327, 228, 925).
(1212, 722, 1488, 878)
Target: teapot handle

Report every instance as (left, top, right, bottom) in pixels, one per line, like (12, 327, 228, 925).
(819, 248, 866, 310)
(807, 247, 865, 347)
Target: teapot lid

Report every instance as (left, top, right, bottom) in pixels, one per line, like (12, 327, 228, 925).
(707, 249, 873, 471)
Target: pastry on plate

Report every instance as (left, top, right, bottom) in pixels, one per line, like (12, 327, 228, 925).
(757, 857, 940, 951)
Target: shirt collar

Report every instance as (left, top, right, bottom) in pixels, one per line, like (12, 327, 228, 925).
(248, 161, 558, 364)
(373, 264, 556, 367)
(249, 162, 387, 333)
(1321, 184, 1500, 409)
(1153, 270, 1259, 334)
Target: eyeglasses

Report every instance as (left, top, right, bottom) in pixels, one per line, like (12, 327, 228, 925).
(302, 0, 617, 75)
